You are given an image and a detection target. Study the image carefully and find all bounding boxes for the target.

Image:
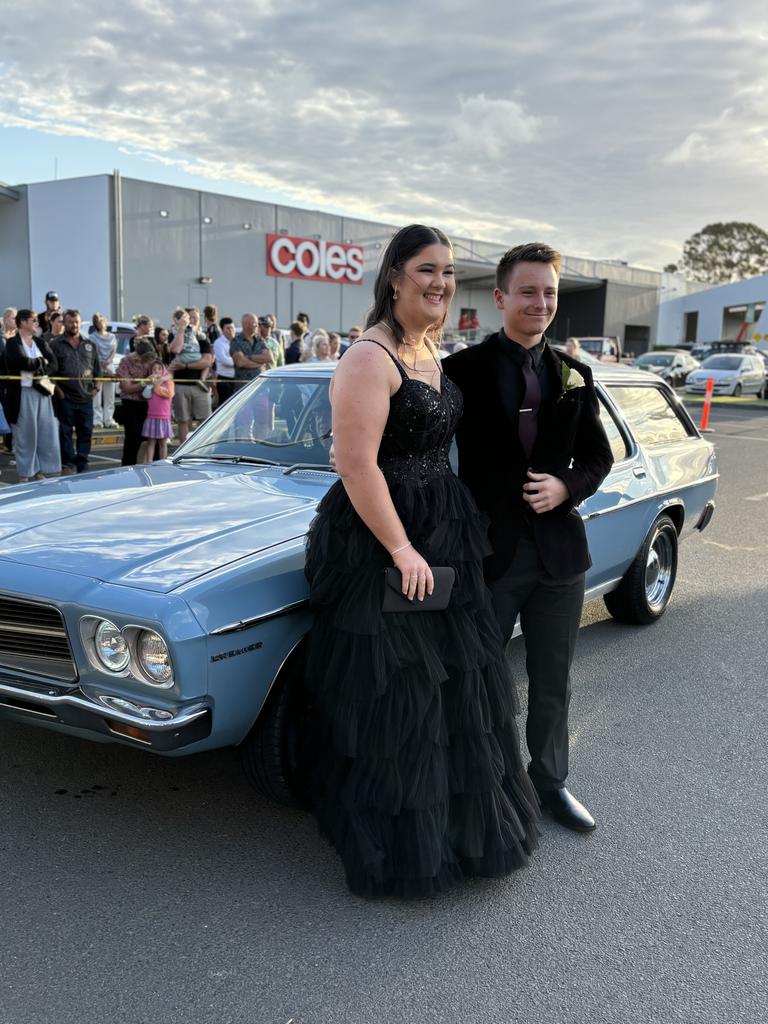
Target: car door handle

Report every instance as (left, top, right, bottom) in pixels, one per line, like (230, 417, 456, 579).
(633, 467, 647, 478)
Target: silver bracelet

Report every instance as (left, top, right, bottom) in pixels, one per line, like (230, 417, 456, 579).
(390, 541, 412, 556)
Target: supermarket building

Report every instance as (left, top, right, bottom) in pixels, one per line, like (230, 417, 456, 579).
(0, 173, 662, 351)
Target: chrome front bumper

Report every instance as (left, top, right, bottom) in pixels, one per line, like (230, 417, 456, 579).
(0, 678, 211, 750)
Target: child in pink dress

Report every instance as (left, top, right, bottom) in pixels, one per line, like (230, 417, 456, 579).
(141, 360, 175, 461)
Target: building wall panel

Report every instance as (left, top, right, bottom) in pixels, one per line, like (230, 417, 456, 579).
(27, 176, 112, 318)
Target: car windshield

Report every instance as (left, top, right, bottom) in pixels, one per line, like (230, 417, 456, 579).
(174, 372, 333, 467)
(700, 355, 743, 370)
(637, 354, 673, 366)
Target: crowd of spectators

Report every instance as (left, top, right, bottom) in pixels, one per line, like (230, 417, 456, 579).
(0, 290, 363, 479)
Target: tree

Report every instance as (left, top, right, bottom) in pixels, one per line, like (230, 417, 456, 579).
(676, 222, 768, 283)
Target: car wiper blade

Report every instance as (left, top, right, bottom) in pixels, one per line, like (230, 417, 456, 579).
(251, 432, 332, 448)
(283, 463, 336, 475)
(173, 454, 280, 466)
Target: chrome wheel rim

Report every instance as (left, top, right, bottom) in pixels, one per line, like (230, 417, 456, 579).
(645, 529, 675, 611)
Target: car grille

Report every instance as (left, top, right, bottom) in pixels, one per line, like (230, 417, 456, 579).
(0, 595, 77, 682)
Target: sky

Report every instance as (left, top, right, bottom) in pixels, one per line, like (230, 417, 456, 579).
(1, 0, 767, 270)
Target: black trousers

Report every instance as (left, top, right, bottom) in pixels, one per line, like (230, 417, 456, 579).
(120, 399, 148, 466)
(487, 533, 586, 792)
(55, 396, 94, 472)
(216, 379, 236, 405)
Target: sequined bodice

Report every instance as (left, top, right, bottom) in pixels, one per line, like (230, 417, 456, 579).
(378, 377, 463, 485)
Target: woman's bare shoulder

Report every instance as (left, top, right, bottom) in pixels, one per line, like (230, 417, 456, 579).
(335, 328, 398, 379)
(331, 332, 400, 403)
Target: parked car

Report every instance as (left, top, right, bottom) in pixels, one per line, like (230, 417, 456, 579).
(685, 353, 766, 397)
(551, 344, 600, 365)
(86, 320, 137, 356)
(690, 339, 758, 362)
(0, 363, 717, 804)
(634, 350, 699, 388)
(757, 350, 768, 398)
(569, 336, 623, 362)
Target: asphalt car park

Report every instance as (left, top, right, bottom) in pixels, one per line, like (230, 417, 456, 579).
(0, 403, 766, 1024)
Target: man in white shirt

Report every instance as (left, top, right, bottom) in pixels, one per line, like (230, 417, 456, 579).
(214, 317, 237, 404)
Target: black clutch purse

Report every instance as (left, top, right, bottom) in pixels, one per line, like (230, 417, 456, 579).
(382, 566, 456, 612)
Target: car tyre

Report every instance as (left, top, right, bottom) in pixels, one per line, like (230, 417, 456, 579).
(240, 645, 311, 807)
(733, 383, 742, 397)
(604, 514, 679, 625)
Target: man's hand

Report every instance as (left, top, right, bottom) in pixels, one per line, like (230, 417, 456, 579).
(522, 471, 570, 514)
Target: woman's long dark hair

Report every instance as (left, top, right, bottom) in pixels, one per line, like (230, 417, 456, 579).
(365, 224, 452, 348)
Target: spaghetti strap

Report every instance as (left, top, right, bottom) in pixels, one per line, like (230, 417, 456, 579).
(358, 338, 408, 380)
(427, 341, 444, 377)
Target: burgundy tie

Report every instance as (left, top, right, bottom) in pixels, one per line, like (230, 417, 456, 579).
(518, 350, 541, 458)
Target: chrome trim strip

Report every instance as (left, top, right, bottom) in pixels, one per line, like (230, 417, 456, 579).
(584, 576, 625, 602)
(210, 598, 310, 636)
(0, 681, 208, 731)
(582, 473, 720, 521)
(0, 698, 57, 719)
(0, 622, 67, 637)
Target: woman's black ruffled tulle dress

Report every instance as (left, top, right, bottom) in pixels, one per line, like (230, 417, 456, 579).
(304, 350, 539, 898)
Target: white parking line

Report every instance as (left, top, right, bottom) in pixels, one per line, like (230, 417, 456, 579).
(745, 493, 768, 502)
(704, 540, 765, 552)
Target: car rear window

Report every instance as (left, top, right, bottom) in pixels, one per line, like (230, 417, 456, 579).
(607, 385, 692, 447)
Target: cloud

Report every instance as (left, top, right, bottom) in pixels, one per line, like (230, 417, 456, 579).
(0, 0, 767, 267)
(454, 95, 542, 159)
(663, 131, 711, 164)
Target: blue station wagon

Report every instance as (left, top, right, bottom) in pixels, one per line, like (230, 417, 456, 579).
(0, 362, 717, 803)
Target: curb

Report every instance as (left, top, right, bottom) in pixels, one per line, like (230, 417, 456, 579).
(92, 432, 123, 447)
(682, 396, 768, 409)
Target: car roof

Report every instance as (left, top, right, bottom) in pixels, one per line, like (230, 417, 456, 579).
(264, 357, 655, 385)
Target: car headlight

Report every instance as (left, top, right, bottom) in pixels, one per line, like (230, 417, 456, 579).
(94, 619, 130, 672)
(136, 630, 173, 685)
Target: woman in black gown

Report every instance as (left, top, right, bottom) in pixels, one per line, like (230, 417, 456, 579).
(304, 225, 539, 898)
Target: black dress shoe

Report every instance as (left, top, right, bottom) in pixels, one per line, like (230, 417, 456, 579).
(538, 787, 596, 832)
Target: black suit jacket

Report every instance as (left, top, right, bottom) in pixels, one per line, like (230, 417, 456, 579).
(443, 334, 614, 580)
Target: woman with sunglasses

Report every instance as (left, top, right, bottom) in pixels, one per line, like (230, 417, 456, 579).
(4, 310, 61, 482)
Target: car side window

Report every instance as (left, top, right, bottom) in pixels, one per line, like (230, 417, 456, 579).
(607, 385, 692, 446)
(597, 394, 631, 462)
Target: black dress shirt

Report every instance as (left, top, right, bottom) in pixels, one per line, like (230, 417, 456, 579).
(495, 332, 555, 534)
(495, 331, 553, 426)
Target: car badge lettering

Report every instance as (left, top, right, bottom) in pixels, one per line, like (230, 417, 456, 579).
(210, 641, 263, 663)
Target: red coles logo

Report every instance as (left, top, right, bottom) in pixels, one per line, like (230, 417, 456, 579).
(266, 234, 365, 285)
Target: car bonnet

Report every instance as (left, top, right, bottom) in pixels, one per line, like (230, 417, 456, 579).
(0, 462, 326, 592)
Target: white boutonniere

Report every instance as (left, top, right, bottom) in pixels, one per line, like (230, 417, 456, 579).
(561, 363, 586, 393)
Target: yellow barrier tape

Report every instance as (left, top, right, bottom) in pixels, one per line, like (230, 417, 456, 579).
(0, 376, 188, 382)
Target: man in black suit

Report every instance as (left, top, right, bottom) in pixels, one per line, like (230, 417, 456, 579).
(442, 243, 614, 832)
